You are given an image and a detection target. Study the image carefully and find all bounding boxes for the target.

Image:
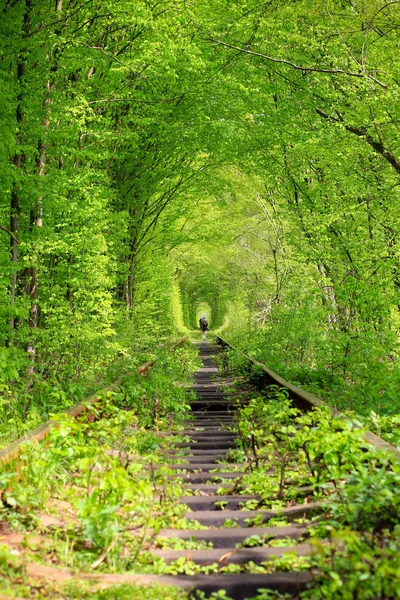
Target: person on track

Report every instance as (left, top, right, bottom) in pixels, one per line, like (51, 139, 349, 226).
(199, 316, 208, 333)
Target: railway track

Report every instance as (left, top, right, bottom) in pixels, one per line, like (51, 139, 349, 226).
(143, 339, 400, 599)
(1, 338, 399, 599)
(146, 339, 316, 599)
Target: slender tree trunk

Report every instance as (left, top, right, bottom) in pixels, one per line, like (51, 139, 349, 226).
(9, 0, 32, 340)
(26, 0, 62, 368)
(318, 263, 337, 326)
(27, 80, 53, 336)
(126, 253, 135, 313)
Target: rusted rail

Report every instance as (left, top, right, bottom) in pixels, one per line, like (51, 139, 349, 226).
(0, 336, 187, 466)
(216, 335, 400, 459)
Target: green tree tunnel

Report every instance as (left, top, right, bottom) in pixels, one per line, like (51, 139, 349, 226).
(1, 0, 400, 426)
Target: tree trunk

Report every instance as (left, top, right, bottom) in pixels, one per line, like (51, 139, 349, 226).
(9, 0, 32, 340)
(126, 253, 135, 313)
(26, 0, 62, 369)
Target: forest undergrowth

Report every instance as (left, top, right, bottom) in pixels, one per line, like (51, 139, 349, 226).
(3, 342, 400, 600)
(0, 341, 204, 598)
(221, 335, 400, 451)
(0, 334, 188, 448)
(210, 366, 400, 599)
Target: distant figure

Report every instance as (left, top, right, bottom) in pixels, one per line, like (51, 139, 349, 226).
(199, 316, 208, 333)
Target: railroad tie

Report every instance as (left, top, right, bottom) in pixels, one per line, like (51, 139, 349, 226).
(151, 340, 316, 599)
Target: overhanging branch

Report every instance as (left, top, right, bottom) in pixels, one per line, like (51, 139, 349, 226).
(0, 225, 20, 245)
(208, 37, 388, 88)
(316, 108, 400, 174)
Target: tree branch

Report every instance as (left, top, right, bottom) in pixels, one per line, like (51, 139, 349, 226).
(0, 225, 20, 245)
(370, 1, 400, 22)
(208, 37, 388, 88)
(316, 108, 400, 174)
(88, 96, 184, 105)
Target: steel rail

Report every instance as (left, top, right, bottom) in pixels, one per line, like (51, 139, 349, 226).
(0, 336, 187, 466)
(216, 336, 400, 459)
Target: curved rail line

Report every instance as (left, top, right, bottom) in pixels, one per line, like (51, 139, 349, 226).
(0, 336, 187, 466)
(216, 336, 400, 459)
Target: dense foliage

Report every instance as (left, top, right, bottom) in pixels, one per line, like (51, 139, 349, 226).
(2, 0, 400, 426)
(170, 0, 400, 417)
(0, 0, 209, 433)
(229, 384, 400, 599)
